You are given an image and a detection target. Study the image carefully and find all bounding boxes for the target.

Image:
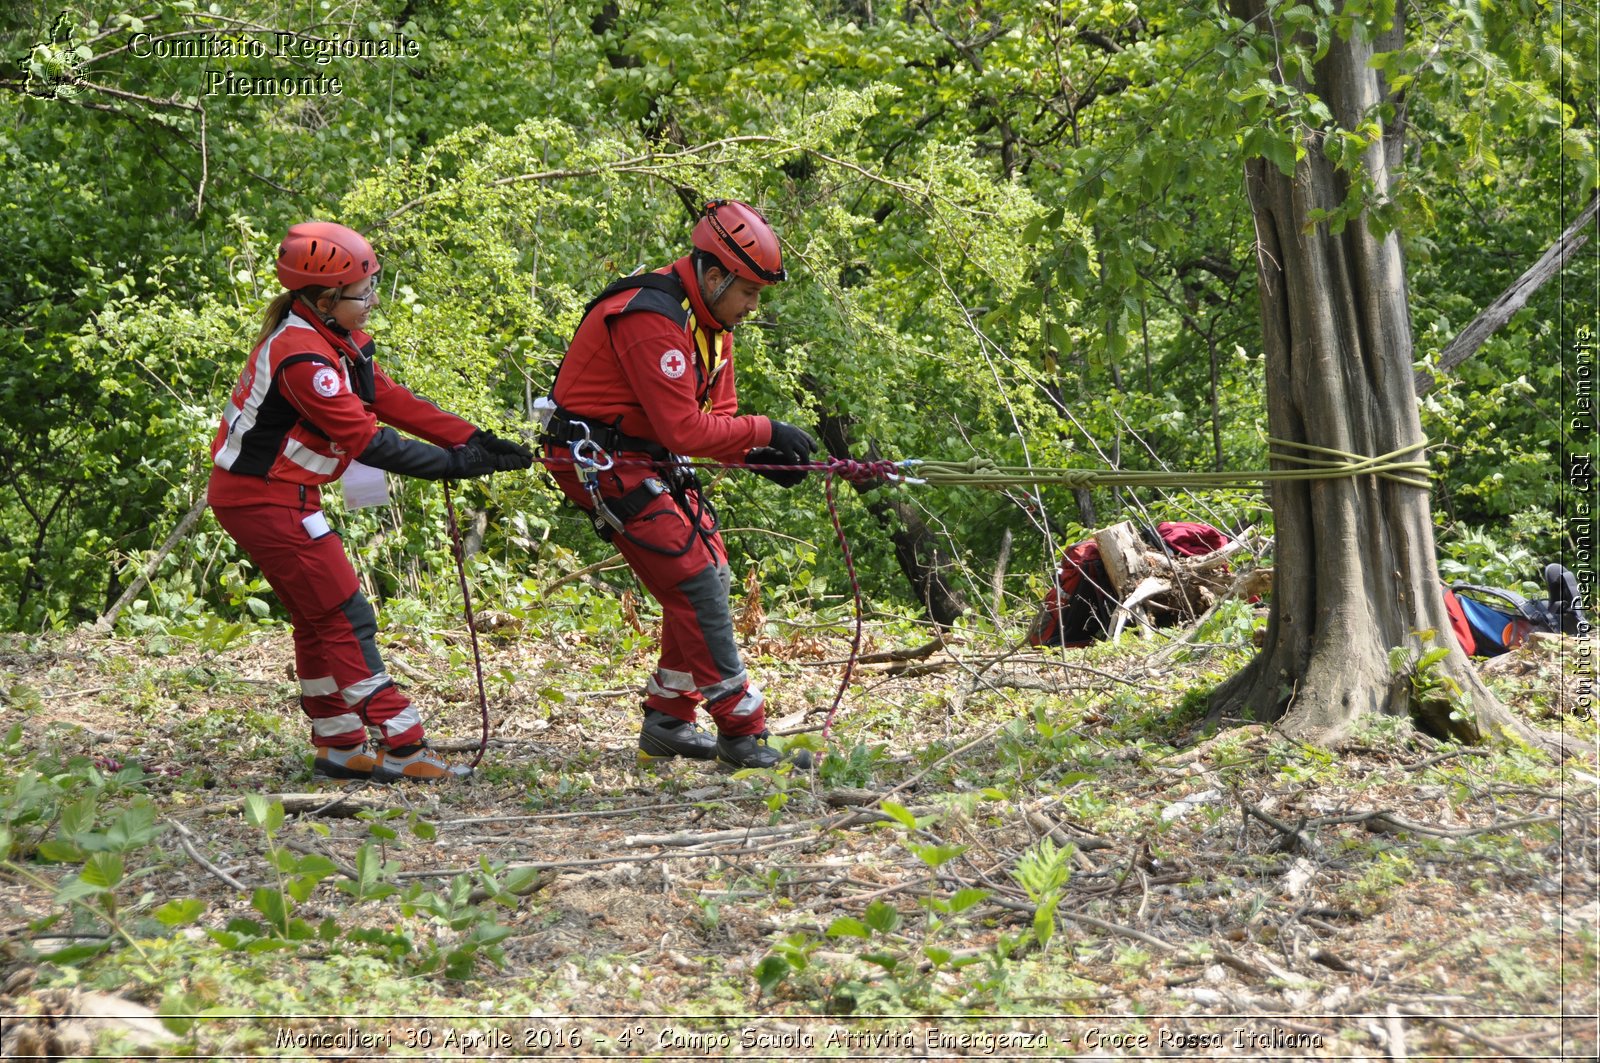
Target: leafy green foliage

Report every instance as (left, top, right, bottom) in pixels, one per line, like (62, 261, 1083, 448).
(0, 0, 1584, 629)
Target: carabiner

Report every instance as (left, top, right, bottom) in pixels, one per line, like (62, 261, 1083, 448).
(571, 436, 613, 472)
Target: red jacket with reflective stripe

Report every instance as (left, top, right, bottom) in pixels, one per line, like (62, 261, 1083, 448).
(552, 257, 772, 462)
(208, 303, 474, 509)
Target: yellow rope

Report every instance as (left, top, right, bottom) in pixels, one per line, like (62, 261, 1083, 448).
(906, 440, 1431, 491)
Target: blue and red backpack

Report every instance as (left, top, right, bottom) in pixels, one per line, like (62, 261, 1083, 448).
(1442, 564, 1586, 657)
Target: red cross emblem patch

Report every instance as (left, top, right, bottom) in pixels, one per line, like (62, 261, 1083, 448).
(659, 349, 687, 380)
(312, 366, 342, 398)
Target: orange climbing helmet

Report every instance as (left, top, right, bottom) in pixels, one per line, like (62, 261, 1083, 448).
(691, 199, 786, 285)
(276, 222, 380, 290)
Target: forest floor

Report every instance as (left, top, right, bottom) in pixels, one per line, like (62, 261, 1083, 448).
(0, 603, 1595, 1060)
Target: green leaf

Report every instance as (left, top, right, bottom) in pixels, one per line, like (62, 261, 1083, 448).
(81, 852, 124, 890)
(104, 800, 159, 851)
(909, 842, 968, 868)
(501, 867, 541, 896)
(754, 954, 791, 995)
(154, 898, 205, 926)
(1033, 897, 1059, 947)
(1417, 647, 1451, 671)
(1263, 132, 1299, 177)
(250, 887, 289, 929)
(946, 887, 990, 913)
(34, 840, 86, 863)
(37, 940, 113, 965)
(879, 801, 917, 830)
(863, 900, 901, 934)
(243, 796, 284, 836)
(59, 796, 97, 840)
(826, 916, 872, 939)
(1043, 320, 1072, 353)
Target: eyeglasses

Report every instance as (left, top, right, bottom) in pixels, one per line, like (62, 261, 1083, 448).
(338, 286, 379, 306)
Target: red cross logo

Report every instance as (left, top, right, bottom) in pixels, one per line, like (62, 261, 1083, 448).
(659, 349, 687, 379)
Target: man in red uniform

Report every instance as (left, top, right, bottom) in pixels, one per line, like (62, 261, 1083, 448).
(542, 200, 817, 769)
(210, 221, 532, 782)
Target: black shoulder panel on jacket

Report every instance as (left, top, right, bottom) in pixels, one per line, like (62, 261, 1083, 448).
(584, 272, 690, 330)
(613, 283, 690, 329)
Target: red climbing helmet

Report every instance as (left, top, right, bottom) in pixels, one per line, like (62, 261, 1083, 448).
(276, 222, 380, 290)
(691, 199, 786, 285)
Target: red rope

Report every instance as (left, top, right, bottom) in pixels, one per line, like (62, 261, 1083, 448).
(539, 450, 906, 759)
(820, 467, 863, 747)
(441, 480, 491, 770)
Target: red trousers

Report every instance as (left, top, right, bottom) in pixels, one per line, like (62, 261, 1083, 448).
(550, 458, 767, 737)
(211, 503, 424, 749)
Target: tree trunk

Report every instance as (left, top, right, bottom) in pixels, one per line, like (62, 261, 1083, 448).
(1208, 2, 1563, 755)
(800, 374, 970, 628)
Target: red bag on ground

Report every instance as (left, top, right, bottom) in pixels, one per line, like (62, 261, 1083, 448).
(1029, 522, 1232, 647)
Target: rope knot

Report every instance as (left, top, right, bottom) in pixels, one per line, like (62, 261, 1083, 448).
(826, 457, 903, 486)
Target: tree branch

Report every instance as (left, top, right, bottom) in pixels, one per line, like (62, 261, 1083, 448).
(1415, 192, 1599, 394)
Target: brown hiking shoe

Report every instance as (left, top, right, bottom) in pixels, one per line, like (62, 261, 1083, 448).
(312, 743, 379, 781)
(372, 743, 472, 783)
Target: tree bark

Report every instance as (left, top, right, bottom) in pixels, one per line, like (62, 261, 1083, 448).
(1208, 2, 1564, 755)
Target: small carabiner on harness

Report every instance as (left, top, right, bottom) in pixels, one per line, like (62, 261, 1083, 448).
(569, 430, 614, 476)
(566, 422, 624, 536)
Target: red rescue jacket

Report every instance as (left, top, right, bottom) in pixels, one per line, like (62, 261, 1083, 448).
(208, 302, 473, 509)
(551, 257, 772, 463)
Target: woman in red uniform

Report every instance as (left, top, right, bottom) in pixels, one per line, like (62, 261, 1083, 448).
(209, 222, 532, 782)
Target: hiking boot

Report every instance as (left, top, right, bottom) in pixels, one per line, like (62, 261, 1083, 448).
(715, 731, 813, 770)
(372, 742, 472, 783)
(312, 743, 378, 781)
(639, 709, 718, 763)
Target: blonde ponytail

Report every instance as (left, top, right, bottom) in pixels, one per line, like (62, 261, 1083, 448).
(252, 291, 298, 349)
(252, 286, 340, 348)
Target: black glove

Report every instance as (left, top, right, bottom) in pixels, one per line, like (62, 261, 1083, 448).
(746, 446, 807, 488)
(766, 420, 818, 464)
(359, 428, 493, 481)
(443, 442, 498, 480)
(469, 428, 534, 470)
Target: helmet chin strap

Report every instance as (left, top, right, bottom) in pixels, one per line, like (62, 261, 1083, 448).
(695, 256, 738, 328)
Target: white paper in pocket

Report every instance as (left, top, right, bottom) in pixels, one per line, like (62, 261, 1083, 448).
(341, 461, 391, 510)
(301, 510, 332, 539)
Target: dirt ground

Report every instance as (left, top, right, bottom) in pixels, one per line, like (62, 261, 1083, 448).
(0, 621, 1596, 1060)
